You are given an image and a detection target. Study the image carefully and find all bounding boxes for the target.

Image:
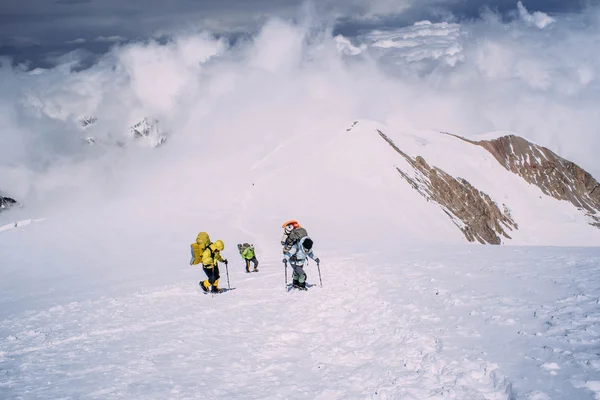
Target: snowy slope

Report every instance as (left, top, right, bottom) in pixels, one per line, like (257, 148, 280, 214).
(2, 116, 600, 399)
(372, 123, 600, 246)
(2, 243, 600, 399)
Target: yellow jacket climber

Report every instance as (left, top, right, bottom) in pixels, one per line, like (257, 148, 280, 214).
(190, 232, 211, 265)
(201, 240, 225, 268)
(199, 240, 228, 294)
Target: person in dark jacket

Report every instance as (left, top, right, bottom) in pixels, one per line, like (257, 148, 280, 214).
(283, 236, 320, 290)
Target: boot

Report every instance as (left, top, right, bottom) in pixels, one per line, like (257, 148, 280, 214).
(292, 279, 300, 288)
(211, 279, 223, 293)
(200, 280, 210, 293)
(246, 266, 250, 273)
(253, 267, 259, 272)
(298, 281, 307, 290)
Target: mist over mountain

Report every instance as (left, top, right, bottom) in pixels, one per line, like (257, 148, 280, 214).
(2, 2, 600, 244)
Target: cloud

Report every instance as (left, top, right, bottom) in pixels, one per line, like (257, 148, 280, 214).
(517, 1, 555, 29)
(321, 0, 414, 19)
(66, 38, 87, 44)
(0, 2, 599, 217)
(0, 0, 585, 57)
(361, 20, 463, 66)
(117, 34, 225, 115)
(94, 35, 124, 43)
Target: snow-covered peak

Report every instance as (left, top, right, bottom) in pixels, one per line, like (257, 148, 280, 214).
(342, 122, 600, 245)
(129, 117, 168, 148)
(0, 195, 17, 212)
(476, 134, 600, 221)
(78, 116, 98, 128)
(73, 115, 169, 148)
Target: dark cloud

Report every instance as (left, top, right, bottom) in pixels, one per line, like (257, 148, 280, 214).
(0, 0, 596, 68)
(437, 0, 593, 19)
(335, 0, 595, 36)
(55, 0, 92, 5)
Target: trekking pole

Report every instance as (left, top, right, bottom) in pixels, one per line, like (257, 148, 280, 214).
(225, 261, 231, 290)
(317, 261, 323, 288)
(284, 260, 288, 290)
(211, 266, 215, 296)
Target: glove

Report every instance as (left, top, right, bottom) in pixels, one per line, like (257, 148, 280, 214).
(224, 259, 228, 265)
(282, 258, 287, 264)
(315, 258, 320, 266)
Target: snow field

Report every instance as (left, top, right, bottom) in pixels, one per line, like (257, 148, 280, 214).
(2, 250, 517, 400)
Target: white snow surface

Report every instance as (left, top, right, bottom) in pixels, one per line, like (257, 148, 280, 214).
(2, 117, 600, 399)
(2, 238, 600, 399)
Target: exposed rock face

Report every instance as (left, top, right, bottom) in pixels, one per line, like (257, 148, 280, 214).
(377, 130, 517, 244)
(130, 117, 168, 148)
(79, 116, 98, 128)
(77, 116, 168, 148)
(0, 196, 17, 213)
(445, 133, 600, 228)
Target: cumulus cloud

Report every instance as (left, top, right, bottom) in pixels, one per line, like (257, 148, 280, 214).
(517, 1, 555, 29)
(335, 35, 366, 55)
(362, 20, 463, 66)
(0, 2, 599, 217)
(117, 34, 225, 116)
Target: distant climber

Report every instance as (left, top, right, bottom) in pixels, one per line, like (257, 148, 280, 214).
(237, 243, 259, 273)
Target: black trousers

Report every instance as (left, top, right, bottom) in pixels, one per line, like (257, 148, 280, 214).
(203, 266, 220, 285)
(245, 257, 259, 270)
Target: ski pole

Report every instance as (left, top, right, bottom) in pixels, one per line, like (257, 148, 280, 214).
(225, 261, 231, 289)
(317, 261, 323, 287)
(284, 260, 288, 290)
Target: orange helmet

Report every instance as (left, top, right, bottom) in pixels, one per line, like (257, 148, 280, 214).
(282, 220, 300, 229)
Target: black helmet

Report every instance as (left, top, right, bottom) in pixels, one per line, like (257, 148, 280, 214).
(303, 238, 313, 250)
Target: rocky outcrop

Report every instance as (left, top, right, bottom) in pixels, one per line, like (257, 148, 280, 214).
(130, 117, 168, 148)
(445, 133, 600, 228)
(77, 116, 168, 148)
(0, 196, 17, 213)
(377, 130, 517, 244)
(79, 116, 98, 128)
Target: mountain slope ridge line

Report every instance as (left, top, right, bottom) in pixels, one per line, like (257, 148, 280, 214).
(441, 131, 600, 227)
(375, 128, 516, 244)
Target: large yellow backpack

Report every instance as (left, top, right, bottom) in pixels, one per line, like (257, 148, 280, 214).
(190, 232, 211, 265)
